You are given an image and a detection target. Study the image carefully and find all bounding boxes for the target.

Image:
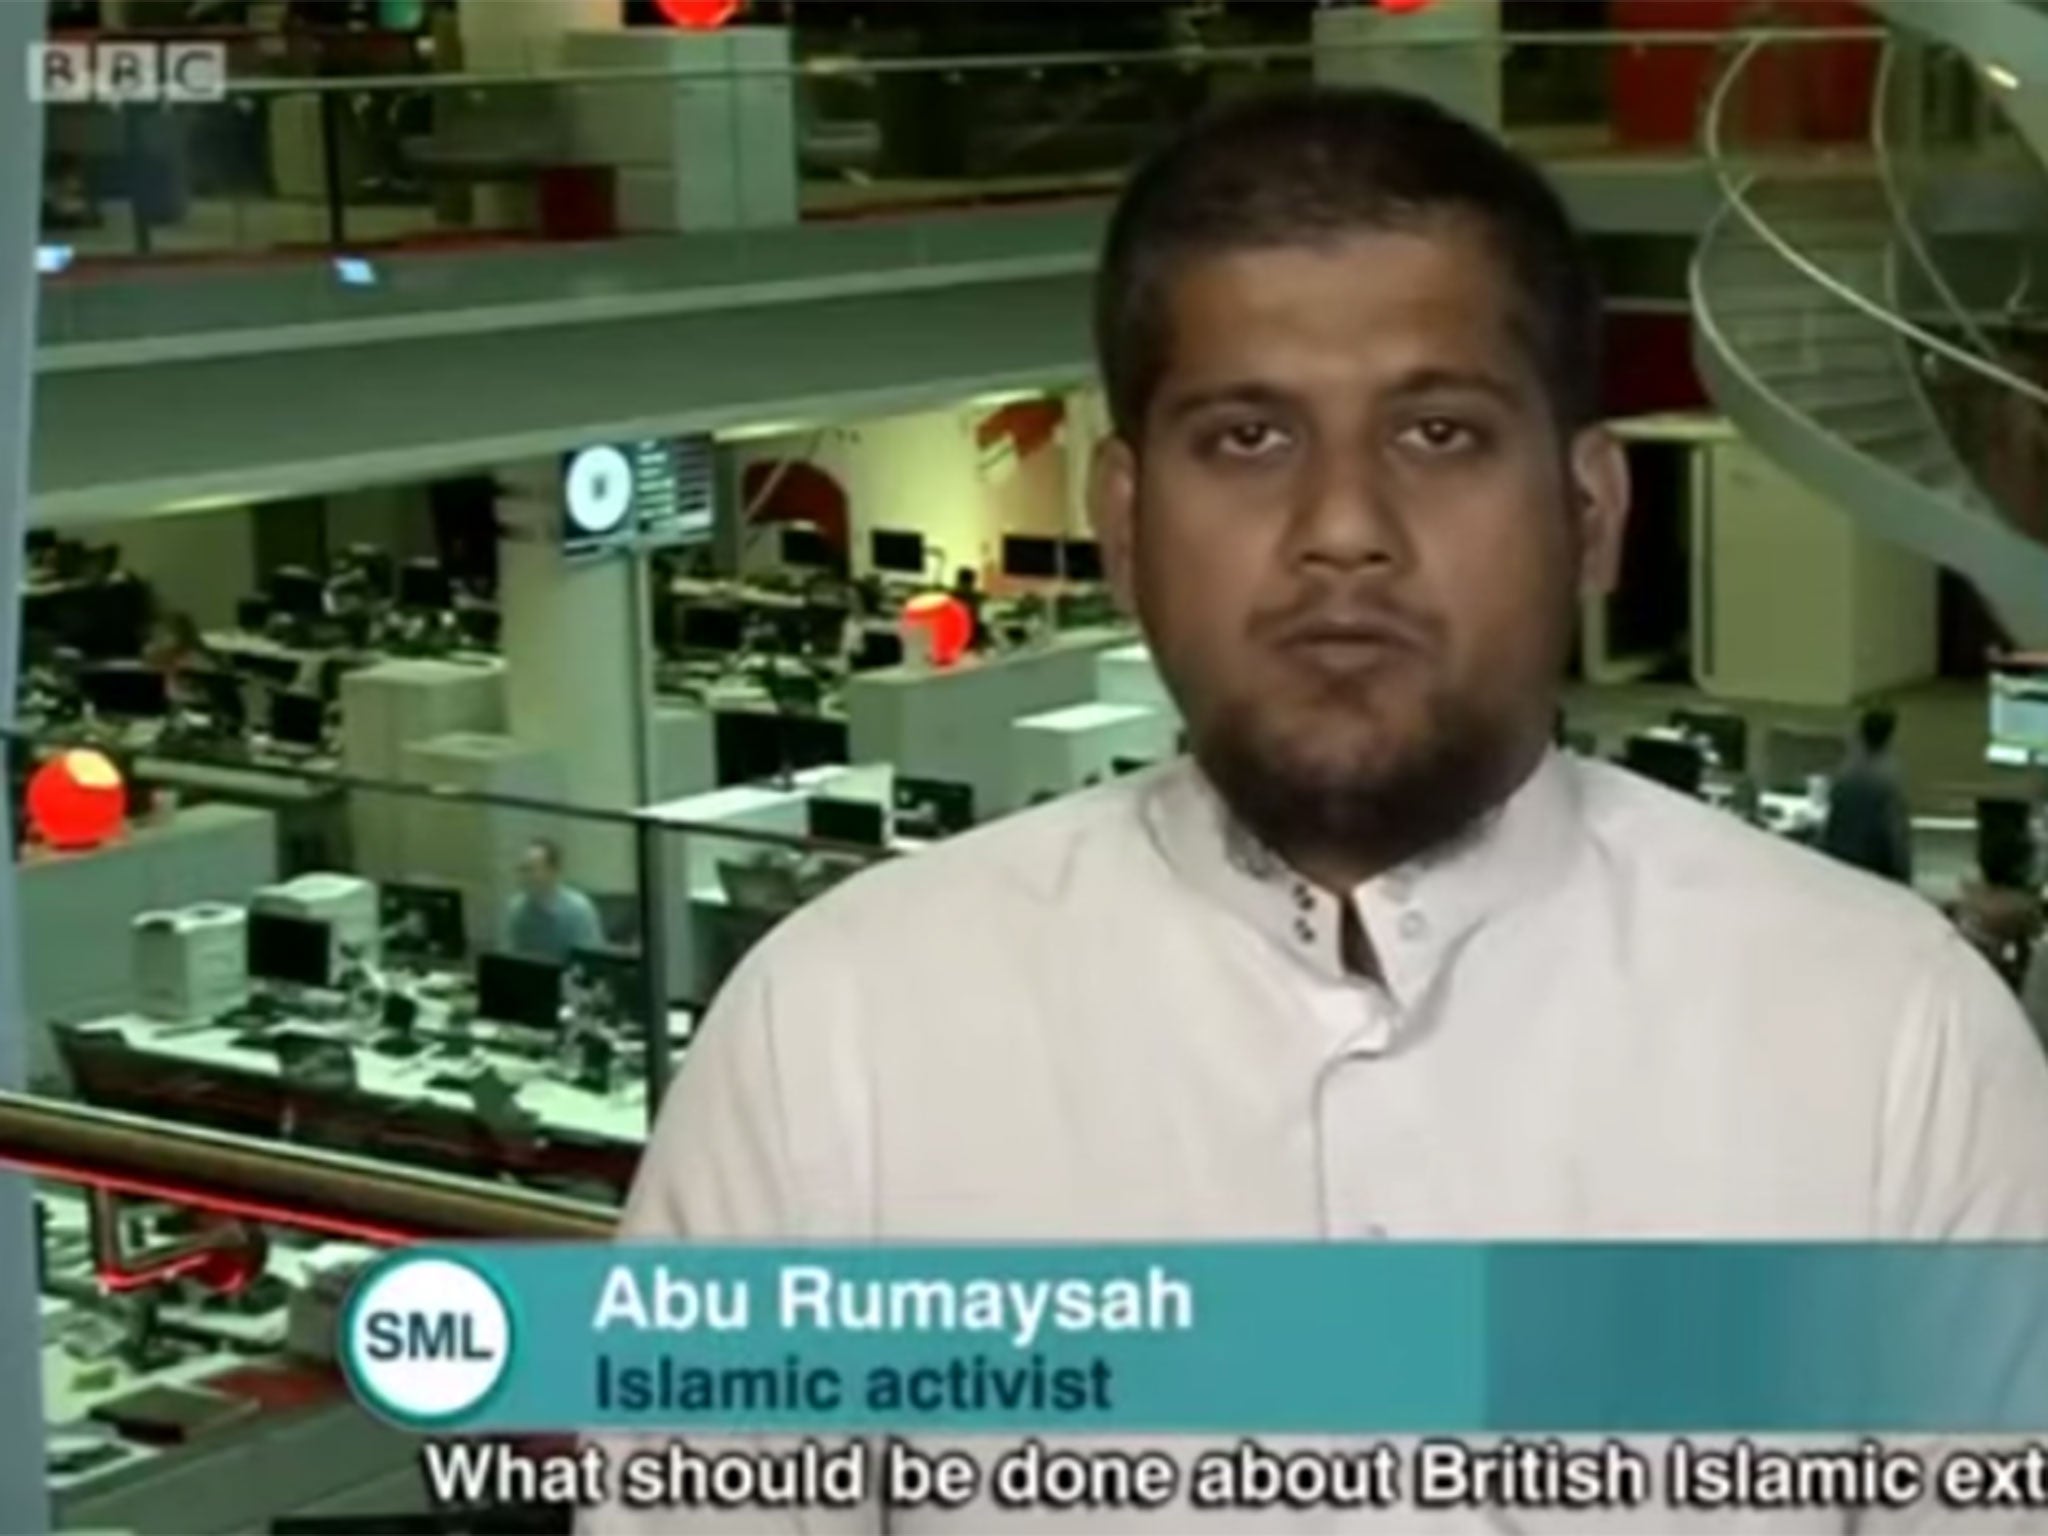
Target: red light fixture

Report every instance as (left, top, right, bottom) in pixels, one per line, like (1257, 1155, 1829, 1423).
(901, 593, 972, 669)
(654, 0, 740, 28)
(1379, 0, 1437, 11)
(27, 749, 127, 851)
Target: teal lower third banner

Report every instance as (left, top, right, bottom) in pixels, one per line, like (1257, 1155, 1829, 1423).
(337, 1244, 2048, 1434)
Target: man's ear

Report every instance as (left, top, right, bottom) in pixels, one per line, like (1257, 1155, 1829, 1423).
(1088, 435, 1139, 617)
(1568, 426, 1630, 597)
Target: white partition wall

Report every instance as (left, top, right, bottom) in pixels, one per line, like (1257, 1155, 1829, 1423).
(496, 467, 645, 896)
(0, 2, 50, 1527)
(563, 24, 798, 234)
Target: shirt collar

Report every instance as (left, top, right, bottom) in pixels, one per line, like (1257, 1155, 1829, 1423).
(1140, 748, 1584, 1010)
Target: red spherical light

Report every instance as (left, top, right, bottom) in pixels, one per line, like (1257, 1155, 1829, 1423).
(655, 0, 740, 28)
(1379, 0, 1437, 11)
(27, 749, 128, 851)
(901, 593, 972, 669)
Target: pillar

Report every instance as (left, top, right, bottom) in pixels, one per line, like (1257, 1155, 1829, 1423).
(495, 464, 648, 902)
(452, 0, 622, 230)
(1313, 0, 1502, 132)
(0, 0, 52, 1528)
(458, 0, 621, 74)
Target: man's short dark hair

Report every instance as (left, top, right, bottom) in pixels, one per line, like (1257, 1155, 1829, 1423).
(1859, 707, 1898, 754)
(1093, 87, 1602, 443)
(528, 837, 562, 870)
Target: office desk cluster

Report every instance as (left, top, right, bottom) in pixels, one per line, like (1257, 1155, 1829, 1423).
(39, 1194, 424, 1533)
(57, 982, 689, 1201)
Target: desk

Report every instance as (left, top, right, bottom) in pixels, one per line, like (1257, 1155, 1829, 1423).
(1010, 700, 1175, 806)
(56, 1000, 686, 1197)
(23, 803, 279, 1089)
(642, 766, 906, 1001)
(41, 1201, 422, 1533)
(138, 752, 347, 871)
(844, 624, 1137, 819)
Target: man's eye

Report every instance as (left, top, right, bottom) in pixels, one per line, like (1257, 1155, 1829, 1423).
(1397, 418, 1482, 455)
(1207, 421, 1289, 459)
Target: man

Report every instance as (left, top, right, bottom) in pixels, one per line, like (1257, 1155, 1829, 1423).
(594, 89, 2048, 1530)
(503, 838, 603, 964)
(1820, 706, 1914, 884)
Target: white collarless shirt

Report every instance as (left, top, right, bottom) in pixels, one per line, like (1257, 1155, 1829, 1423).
(593, 751, 2048, 1533)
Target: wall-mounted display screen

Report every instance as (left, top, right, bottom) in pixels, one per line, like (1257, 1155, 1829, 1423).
(1990, 661, 2048, 762)
(560, 435, 717, 559)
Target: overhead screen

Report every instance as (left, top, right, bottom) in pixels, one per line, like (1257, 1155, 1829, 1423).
(559, 434, 717, 560)
(1989, 662, 2048, 765)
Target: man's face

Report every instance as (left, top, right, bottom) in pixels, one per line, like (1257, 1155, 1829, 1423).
(518, 848, 555, 897)
(1091, 222, 1627, 884)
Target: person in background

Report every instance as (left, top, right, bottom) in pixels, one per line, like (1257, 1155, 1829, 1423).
(1818, 705, 1913, 884)
(143, 611, 211, 686)
(503, 838, 604, 964)
(950, 565, 990, 651)
(1956, 827, 2043, 991)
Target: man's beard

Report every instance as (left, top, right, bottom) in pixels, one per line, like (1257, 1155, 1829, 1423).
(1190, 686, 1525, 882)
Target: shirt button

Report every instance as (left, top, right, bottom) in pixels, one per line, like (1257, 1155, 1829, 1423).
(1293, 918, 1314, 943)
(1385, 873, 1413, 902)
(1292, 885, 1313, 913)
(1398, 910, 1427, 942)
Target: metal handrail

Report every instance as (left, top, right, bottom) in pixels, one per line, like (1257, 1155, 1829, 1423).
(1871, 42, 2004, 362)
(197, 26, 1887, 99)
(1702, 32, 2048, 414)
(0, 720, 891, 864)
(0, 1091, 617, 1242)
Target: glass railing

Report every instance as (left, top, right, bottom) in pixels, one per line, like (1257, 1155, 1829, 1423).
(1876, 32, 2048, 545)
(1698, 26, 2048, 555)
(34, 25, 1883, 350)
(0, 1091, 608, 1530)
(0, 714, 892, 1211)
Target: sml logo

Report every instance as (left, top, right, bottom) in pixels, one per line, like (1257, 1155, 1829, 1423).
(29, 41, 227, 104)
(343, 1253, 515, 1427)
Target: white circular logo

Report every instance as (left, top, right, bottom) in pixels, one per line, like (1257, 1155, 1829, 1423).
(564, 445, 635, 535)
(343, 1254, 513, 1426)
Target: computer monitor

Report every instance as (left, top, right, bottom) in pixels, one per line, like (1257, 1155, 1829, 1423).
(1621, 732, 1705, 798)
(1670, 708, 1748, 776)
(397, 559, 453, 612)
(1978, 798, 2034, 877)
(714, 711, 848, 786)
(344, 545, 394, 598)
(268, 567, 327, 621)
(457, 605, 502, 650)
(246, 910, 332, 990)
(802, 604, 849, 659)
(235, 596, 271, 634)
(567, 946, 649, 1025)
(269, 690, 326, 749)
(380, 882, 466, 966)
(475, 952, 564, 1033)
(780, 525, 835, 571)
(783, 714, 848, 773)
(1001, 534, 1061, 580)
(1061, 539, 1104, 584)
(184, 669, 246, 732)
(851, 630, 905, 672)
(808, 795, 886, 849)
(679, 606, 745, 655)
(893, 775, 974, 836)
(228, 651, 301, 690)
(870, 528, 926, 576)
(78, 663, 169, 721)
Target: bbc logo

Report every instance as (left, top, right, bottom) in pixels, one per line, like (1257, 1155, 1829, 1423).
(28, 41, 228, 104)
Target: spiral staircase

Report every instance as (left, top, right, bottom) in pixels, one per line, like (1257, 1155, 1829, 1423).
(1691, 0, 2048, 646)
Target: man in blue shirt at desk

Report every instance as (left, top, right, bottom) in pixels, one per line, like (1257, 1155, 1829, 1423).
(503, 838, 604, 962)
